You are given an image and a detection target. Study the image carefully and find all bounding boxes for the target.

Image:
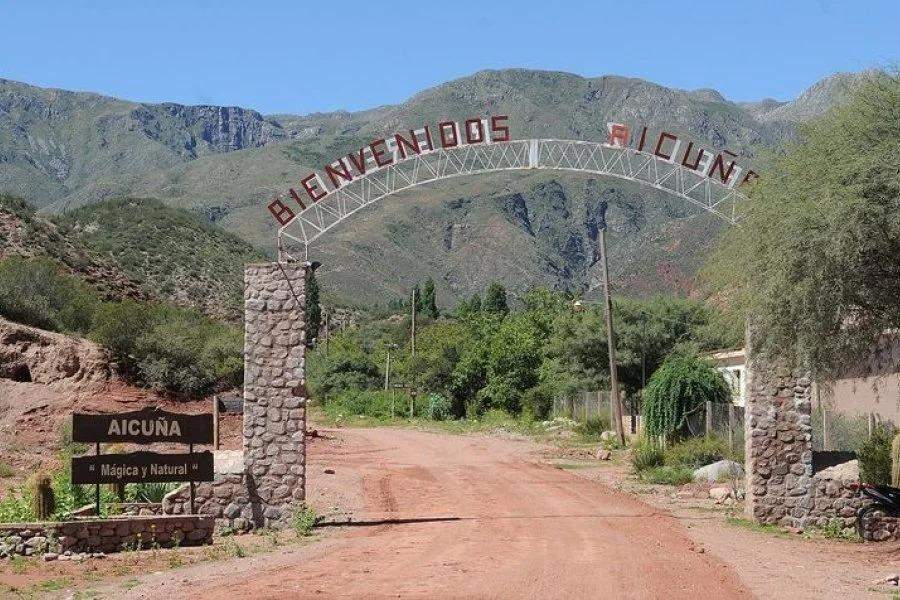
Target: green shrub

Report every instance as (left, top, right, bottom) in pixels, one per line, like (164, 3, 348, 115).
(859, 426, 893, 485)
(0, 463, 13, 478)
(292, 506, 317, 537)
(423, 394, 452, 420)
(664, 436, 731, 469)
(575, 415, 611, 440)
(631, 440, 665, 472)
(132, 483, 178, 503)
(522, 385, 554, 420)
(91, 302, 242, 397)
(642, 352, 730, 442)
(640, 466, 695, 486)
(0, 257, 100, 333)
(324, 389, 409, 419)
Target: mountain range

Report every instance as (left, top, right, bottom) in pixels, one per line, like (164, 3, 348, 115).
(0, 69, 867, 307)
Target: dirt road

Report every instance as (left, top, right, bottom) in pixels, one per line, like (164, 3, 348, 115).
(124, 427, 749, 599)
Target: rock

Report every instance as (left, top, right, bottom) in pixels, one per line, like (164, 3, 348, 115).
(693, 460, 745, 483)
(709, 486, 733, 502)
(43, 552, 58, 561)
(595, 449, 612, 461)
(58, 554, 70, 561)
(876, 574, 900, 586)
(599, 431, 618, 442)
(323, 468, 335, 475)
(817, 459, 859, 482)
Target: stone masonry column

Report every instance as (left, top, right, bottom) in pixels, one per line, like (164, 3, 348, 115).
(242, 262, 308, 527)
(744, 349, 814, 526)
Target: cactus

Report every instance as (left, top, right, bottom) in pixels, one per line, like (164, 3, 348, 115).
(29, 473, 55, 520)
(891, 432, 900, 487)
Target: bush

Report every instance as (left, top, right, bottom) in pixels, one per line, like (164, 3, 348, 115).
(664, 436, 731, 469)
(575, 415, 611, 440)
(0, 257, 100, 333)
(631, 440, 665, 473)
(640, 466, 695, 486)
(522, 385, 554, 421)
(292, 506, 317, 537)
(324, 390, 409, 420)
(858, 426, 893, 485)
(91, 302, 242, 397)
(642, 352, 730, 442)
(423, 394, 452, 421)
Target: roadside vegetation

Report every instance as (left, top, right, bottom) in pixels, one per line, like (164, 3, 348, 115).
(308, 281, 740, 429)
(0, 256, 242, 396)
(0, 427, 179, 523)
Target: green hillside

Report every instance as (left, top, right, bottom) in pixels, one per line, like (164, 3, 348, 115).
(54, 199, 266, 319)
(0, 69, 869, 307)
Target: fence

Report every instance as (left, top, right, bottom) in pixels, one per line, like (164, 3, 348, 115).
(553, 391, 743, 450)
(811, 406, 895, 451)
(552, 390, 612, 422)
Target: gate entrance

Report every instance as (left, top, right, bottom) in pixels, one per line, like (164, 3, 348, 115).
(168, 117, 763, 529)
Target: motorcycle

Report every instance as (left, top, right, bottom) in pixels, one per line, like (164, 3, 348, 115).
(851, 483, 900, 539)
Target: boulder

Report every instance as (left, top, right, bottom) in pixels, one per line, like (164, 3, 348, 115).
(816, 459, 859, 483)
(599, 431, 618, 443)
(693, 460, 744, 483)
(595, 448, 612, 461)
(709, 486, 733, 502)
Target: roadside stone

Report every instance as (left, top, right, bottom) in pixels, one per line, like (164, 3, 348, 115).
(709, 486, 733, 503)
(595, 449, 612, 461)
(693, 460, 744, 483)
(43, 552, 58, 561)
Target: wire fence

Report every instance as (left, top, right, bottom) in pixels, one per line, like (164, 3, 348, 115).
(553, 390, 743, 450)
(552, 390, 613, 422)
(811, 406, 895, 451)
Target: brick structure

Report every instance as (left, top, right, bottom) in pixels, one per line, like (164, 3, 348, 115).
(165, 262, 309, 529)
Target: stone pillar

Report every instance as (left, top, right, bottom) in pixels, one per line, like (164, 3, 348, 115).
(744, 352, 813, 526)
(242, 262, 308, 527)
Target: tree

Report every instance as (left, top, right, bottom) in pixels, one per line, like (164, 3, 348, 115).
(307, 271, 321, 346)
(422, 277, 439, 319)
(642, 352, 730, 442)
(705, 71, 900, 377)
(483, 282, 509, 316)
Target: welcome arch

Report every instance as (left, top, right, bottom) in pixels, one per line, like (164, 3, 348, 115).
(276, 137, 750, 261)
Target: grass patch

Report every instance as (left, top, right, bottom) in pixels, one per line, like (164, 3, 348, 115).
(0, 462, 14, 478)
(38, 578, 71, 592)
(638, 466, 694, 486)
(121, 578, 141, 590)
(292, 506, 317, 537)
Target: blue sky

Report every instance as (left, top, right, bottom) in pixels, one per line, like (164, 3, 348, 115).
(0, 1, 896, 115)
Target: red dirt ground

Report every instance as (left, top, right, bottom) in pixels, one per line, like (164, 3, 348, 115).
(121, 427, 750, 600)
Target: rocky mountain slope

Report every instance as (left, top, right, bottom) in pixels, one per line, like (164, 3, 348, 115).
(0, 69, 870, 306)
(0, 195, 264, 319)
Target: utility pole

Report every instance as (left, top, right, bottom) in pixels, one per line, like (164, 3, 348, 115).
(384, 343, 397, 391)
(411, 287, 417, 357)
(597, 202, 626, 446)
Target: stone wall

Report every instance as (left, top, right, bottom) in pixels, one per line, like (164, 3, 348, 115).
(162, 262, 309, 530)
(0, 515, 214, 557)
(744, 353, 900, 539)
(744, 356, 814, 526)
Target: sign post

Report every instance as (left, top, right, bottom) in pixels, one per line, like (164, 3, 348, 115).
(72, 407, 214, 516)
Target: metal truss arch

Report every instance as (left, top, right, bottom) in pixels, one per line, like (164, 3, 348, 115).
(277, 139, 748, 261)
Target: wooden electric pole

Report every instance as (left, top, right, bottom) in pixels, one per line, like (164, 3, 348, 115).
(598, 208, 626, 447)
(411, 288, 417, 357)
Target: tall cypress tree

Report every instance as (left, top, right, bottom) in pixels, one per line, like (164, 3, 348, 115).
(422, 277, 439, 319)
(307, 271, 321, 346)
(483, 282, 509, 315)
